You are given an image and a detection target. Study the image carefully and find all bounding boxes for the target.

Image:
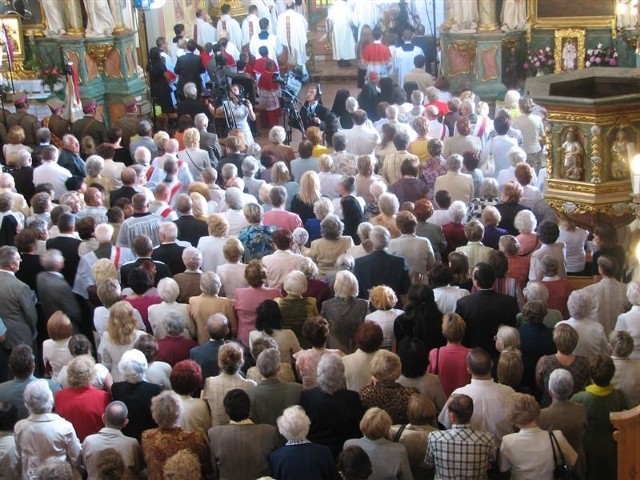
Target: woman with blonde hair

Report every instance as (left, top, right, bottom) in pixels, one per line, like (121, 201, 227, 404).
(189, 192, 209, 221)
(427, 312, 471, 396)
(42, 311, 74, 382)
(271, 161, 299, 210)
(98, 301, 146, 381)
(291, 170, 323, 223)
(3, 125, 31, 166)
(177, 128, 209, 182)
(365, 285, 403, 349)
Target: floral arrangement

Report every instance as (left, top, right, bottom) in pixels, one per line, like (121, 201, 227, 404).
(585, 43, 618, 67)
(524, 47, 555, 75)
(38, 66, 63, 90)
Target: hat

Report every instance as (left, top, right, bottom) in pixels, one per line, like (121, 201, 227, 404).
(368, 71, 379, 82)
(47, 97, 65, 112)
(123, 95, 138, 112)
(81, 98, 97, 113)
(13, 95, 28, 107)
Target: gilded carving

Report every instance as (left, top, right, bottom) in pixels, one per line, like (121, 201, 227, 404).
(446, 42, 475, 76)
(546, 198, 631, 217)
(558, 126, 585, 181)
(11, 60, 38, 80)
(544, 123, 553, 176)
(590, 125, 602, 183)
(86, 43, 115, 74)
(554, 29, 586, 73)
(546, 179, 631, 194)
(546, 112, 637, 124)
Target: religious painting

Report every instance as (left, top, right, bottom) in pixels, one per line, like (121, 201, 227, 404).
(0, 0, 45, 36)
(554, 29, 585, 73)
(528, 0, 616, 29)
(0, 15, 25, 59)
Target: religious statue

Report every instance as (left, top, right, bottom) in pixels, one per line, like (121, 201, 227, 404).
(449, 0, 479, 32)
(560, 128, 584, 180)
(84, 0, 116, 36)
(610, 129, 633, 180)
(562, 39, 577, 71)
(42, 0, 67, 36)
(501, 0, 527, 31)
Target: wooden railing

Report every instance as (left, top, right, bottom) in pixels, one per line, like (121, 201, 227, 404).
(611, 405, 640, 479)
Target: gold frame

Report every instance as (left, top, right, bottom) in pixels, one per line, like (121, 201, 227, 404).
(528, 0, 617, 30)
(21, 1, 47, 37)
(554, 29, 586, 73)
(0, 15, 25, 60)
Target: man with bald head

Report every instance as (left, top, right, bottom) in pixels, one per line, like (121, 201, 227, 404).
(77, 187, 108, 224)
(151, 222, 188, 275)
(189, 313, 231, 378)
(109, 167, 138, 206)
(81, 401, 144, 479)
(58, 134, 86, 179)
(116, 193, 163, 248)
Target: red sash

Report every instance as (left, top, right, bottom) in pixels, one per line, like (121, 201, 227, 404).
(476, 117, 487, 138)
(160, 206, 174, 218)
(113, 247, 121, 268)
(146, 166, 155, 181)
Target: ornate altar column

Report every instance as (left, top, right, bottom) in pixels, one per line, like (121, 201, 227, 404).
(109, 0, 128, 34)
(65, 0, 85, 36)
(441, 0, 455, 31)
(478, 0, 499, 31)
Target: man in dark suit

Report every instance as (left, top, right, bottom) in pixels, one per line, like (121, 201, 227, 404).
(353, 225, 411, 308)
(71, 98, 108, 146)
(46, 213, 81, 286)
(36, 249, 82, 330)
(194, 113, 221, 167)
(152, 222, 187, 275)
(246, 347, 303, 427)
(411, 24, 438, 75)
(217, 136, 246, 184)
(174, 194, 208, 247)
(120, 235, 172, 289)
(299, 85, 330, 131)
(175, 39, 205, 98)
(209, 389, 281, 479)
(190, 314, 229, 379)
(57, 134, 86, 179)
(176, 83, 213, 122)
(455, 262, 518, 359)
(0, 247, 38, 380)
(109, 167, 138, 207)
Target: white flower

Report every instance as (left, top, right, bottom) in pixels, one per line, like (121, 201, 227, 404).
(614, 52, 618, 57)
(597, 43, 603, 49)
(586, 61, 591, 67)
(587, 49, 593, 55)
(545, 46, 551, 52)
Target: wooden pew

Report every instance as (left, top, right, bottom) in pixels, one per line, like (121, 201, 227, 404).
(610, 405, 640, 479)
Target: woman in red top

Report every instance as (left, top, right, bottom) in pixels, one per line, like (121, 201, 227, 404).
(427, 313, 471, 397)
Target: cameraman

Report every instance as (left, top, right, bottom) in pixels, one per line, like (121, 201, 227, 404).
(217, 84, 256, 144)
(300, 85, 329, 131)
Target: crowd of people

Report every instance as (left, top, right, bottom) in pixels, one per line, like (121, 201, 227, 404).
(0, 2, 639, 480)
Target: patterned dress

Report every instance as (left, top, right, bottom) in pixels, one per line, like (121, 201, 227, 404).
(141, 427, 211, 480)
(238, 224, 276, 262)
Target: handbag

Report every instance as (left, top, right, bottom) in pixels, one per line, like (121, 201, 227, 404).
(480, 138, 496, 176)
(549, 431, 579, 480)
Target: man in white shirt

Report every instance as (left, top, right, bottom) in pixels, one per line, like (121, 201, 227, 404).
(194, 10, 217, 47)
(216, 4, 243, 51)
(33, 146, 72, 201)
(343, 110, 380, 159)
(261, 230, 304, 289)
(249, 18, 282, 69)
(425, 105, 449, 141)
(242, 5, 261, 46)
(438, 348, 515, 445)
(254, 0, 277, 33)
(430, 264, 470, 313)
(393, 29, 422, 87)
(381, 104, 417, 141)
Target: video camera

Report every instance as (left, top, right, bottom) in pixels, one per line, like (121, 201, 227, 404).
(273, 71, 302, 109)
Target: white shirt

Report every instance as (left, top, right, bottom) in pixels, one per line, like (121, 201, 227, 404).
(616, 306, 640, 359)
(365, 308, 403, 349)
(194, 17, 217, 46)
(197, 236, 230, 273)
(434, 285, 470, 313)
(557, 226, 588, 273)
(439, 378, 515, 445)
(555, 318, 610, 361)
(33, 162, 72, 200)
(343, 124, 381, 157)
(221, 209, 250, 236)
(217, 14, 243, 51)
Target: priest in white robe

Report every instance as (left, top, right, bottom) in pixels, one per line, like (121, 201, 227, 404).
(327, 0, 356, 66)
(242, 5, 261, 46)
(352, 0, 378, 39)
(250, 18, 283, 68)
(393, 30, 422, 87)
(254, 0, 278, 33)
(84, 0, 115, 37)
(216, 4, 243, 50)
(194, 10, 217, 46)
(276, 1, 308, 67)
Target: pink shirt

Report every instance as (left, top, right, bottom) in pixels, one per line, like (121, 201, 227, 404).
(427, 344, 471, 397)
(234, 286, 281, 346)
(263, 209, 303, 233)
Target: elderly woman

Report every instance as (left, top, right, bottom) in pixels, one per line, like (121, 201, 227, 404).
(54, 355, 110, 441)
(246, 338, 297, 383)
(14, 380, 82, 478)
(517, 301, 555, 390)
(317, 154, 342, 199)
(537, 256, 574, 319)
(520, 281, 562, 328)
(3, 126, 32, 167)
(293, 317, 345, 390)
(485, 250, 525, 307)
(147, 278, 193, 339)
(571, 354, 626, 480)
(173, 247, 204, 303)
(615, 281, 640, 359)
(500, 392, 577, 480)
(448, 251, 472, 291)
(276, 271, 320, 347)
(354, 155, 385, 206)
(142, 390, 211, 480)
(177, 128, 209, 182)
(480, 206, 507, 249)
(389, 211, 435, 282)
(388, 394, 438, 478)
(528, 220, 566, 282)
(360, 350, 420, 424)
(190, 192, 209, 221)
(271, 161, 300, 210)
(408, 116, 430, 163)
(321, 271, 368, 354)
(111, 349, 163, 441)
(413, 199, 446, 262)
(442, 201, 468, 256)
(427, 312, 471, 397)
(241, 156, 266, 200)
(455, 219, 493, 273)
(238, 203, 275, 262)
(557, 289, 609, 360)
(364, 180, 387, 220)
(134, 334, 172, 389)
(42, 311, 74, 383)
(536, 323, 590, 407)
(85, 155, 113, 194)
(344, 407, 413, 479)
(514, 210, 540, 257)
(170, 360, 211, 437)
(123, 267, 161, 332)
(202, 342, 256, 426)
(57, 334, 113, 392)
(397, 338, 446, 412)
(370, 192, 401, 238)
(198, 214, 230, 273)
(558, 217, 589, 275)
(98, 301, 146, 381)
(220, 188, 249, 236)
(515, 163, 543, 209)
(300, 353, 364, 458)
(249, 299, 301, 365)
(499, 235, 529, 291)
(365, 285, 403, 350)
(346, 222, 373, 259)
(269, 405, 338, 479)
(467, 177, 500, 222)
(155, 314, 198, 366)
(591, 221, 626, 280)
(216, 237, 249, 298)
(337, 445, 373, 480)
(496, 146, 527, 187)
(94, 277, 145, 337)
(495, 180, 528, 236)
(609, 330, 640, 408)
(189, 271, 236, 343)
(417, 139, 447, 202)
(513, 97, 545, 171)
(309, 214, 354, 278)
